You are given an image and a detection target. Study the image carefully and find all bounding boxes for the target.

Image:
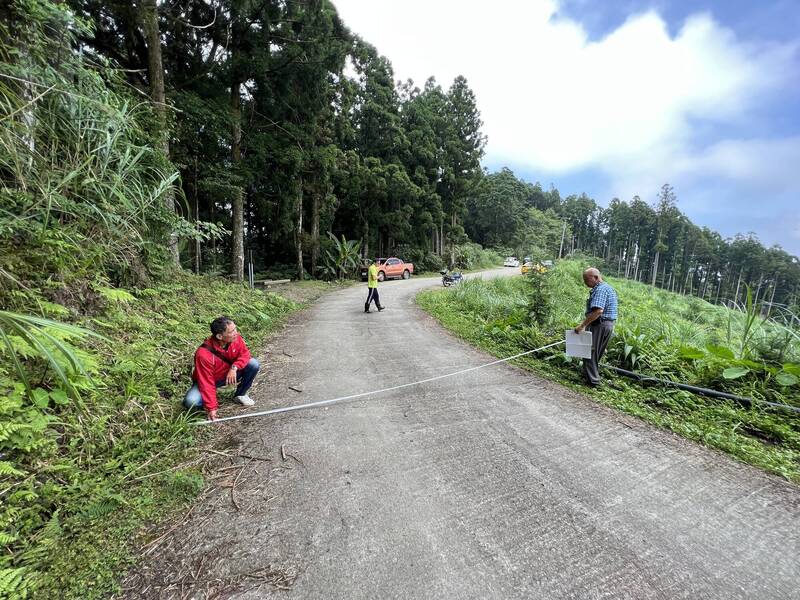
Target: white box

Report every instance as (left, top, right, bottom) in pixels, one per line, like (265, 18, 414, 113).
(565, 330, 593, 359)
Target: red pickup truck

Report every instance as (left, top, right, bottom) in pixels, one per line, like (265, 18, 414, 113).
(360, 257, 415, 282)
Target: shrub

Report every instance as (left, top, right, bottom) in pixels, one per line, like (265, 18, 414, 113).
(452, 242, 504, 270)
(418, 252, 445, 273)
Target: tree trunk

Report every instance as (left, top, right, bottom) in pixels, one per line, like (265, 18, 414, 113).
(311, 190, 320, 276)
(651, 250, 659, 287)
(140, 0, 179, 266)
(210, 199, 217, 269)
(194, 193, 201, 274)
(230, 77, 244, 281)
(625, 244, 631, 279)
(698, 266, 705, 298)
(231, 187, 244, 280)
(295, 177, 304, 280)
(734, 270, 743, 306)
(450, 213, 456, 263)
(624, 240, 632, 279)
(754, 272, 765, 305)
(766, 275, 778, 318)
(193, 155, 201, 274)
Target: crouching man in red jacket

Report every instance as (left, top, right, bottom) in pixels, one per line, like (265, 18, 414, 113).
(183, 316, 260, 421)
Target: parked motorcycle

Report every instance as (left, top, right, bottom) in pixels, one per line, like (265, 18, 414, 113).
(440, 269, 463, 287)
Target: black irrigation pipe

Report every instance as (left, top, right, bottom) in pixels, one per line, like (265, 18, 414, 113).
(602, 364, 800, 415)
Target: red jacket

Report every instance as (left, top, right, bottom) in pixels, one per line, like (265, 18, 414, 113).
(192, 335, 252, 411)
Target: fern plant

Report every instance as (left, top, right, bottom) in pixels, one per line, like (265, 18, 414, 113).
(0, 567, 31, 599)
(0, 311, 105, 401)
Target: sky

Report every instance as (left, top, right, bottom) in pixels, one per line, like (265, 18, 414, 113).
(332, 0, 800, 256)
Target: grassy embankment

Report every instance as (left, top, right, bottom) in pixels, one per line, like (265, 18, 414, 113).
(417, 260, 800, 482)
(1, 275, 333, 598)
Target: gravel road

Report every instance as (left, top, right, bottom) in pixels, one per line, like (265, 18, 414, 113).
(124, 268, 799, 599)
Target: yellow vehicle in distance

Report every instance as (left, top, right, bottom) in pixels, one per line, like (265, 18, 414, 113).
(521, 259, 553, 274)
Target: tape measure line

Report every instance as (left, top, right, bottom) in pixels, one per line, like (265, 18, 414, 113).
(194, 340, 566, 426)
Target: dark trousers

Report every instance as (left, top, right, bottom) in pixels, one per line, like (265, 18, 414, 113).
(365, 287, 381, 310)
(582, 320, 614, 385)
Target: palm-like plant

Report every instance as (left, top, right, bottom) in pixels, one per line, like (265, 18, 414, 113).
(321, 233, 362, 280)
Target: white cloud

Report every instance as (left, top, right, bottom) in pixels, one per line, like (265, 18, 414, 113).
(604, 134, 800, 205)
(333, 0, 797, 174)
(678, 137, 800, 190)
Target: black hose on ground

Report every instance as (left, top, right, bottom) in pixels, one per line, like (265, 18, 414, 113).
(601, 364, 800, 415)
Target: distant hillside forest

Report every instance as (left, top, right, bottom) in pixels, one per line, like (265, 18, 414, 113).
(2, 0, 799, 312)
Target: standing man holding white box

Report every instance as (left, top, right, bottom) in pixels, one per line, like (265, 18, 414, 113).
(574, 267, 618, 387)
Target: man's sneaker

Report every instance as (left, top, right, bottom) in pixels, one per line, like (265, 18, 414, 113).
(377, 306, 385, 312)
(235, 395, 255, 406)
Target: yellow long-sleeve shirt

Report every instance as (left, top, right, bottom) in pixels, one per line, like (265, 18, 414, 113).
(368, 263, 378, 288)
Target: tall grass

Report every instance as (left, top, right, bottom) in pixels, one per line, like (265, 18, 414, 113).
(448, 276, 529, 318)
(417, 259, 800, 481)
(0, 2, 186, 287)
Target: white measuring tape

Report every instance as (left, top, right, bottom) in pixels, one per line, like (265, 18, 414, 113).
(194, 340, 566, 425)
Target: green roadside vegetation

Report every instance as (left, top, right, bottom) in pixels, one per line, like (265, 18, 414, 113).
(417, 260, 800, 482)
(0, 277, 343, 598)
(0, 5, 334, 595)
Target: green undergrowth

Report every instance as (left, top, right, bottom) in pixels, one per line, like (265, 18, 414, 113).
(0, 273, 312, 599)
(416, 263, 800, 483)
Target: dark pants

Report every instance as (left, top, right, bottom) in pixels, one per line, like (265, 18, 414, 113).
(183, 358, 260, 409)
(365, 287, 381, 311)
(582, 320, 614, 385)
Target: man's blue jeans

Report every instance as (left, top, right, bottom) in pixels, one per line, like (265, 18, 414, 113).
(183, 358, 260, 410)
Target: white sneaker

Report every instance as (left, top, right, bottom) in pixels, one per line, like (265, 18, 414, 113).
(234, 395, 255, 406)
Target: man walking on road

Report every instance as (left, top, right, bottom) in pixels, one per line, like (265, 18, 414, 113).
(365, 259, 385, 313)
(183, 316, 260, 421)
(574, 267, 617, 387)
